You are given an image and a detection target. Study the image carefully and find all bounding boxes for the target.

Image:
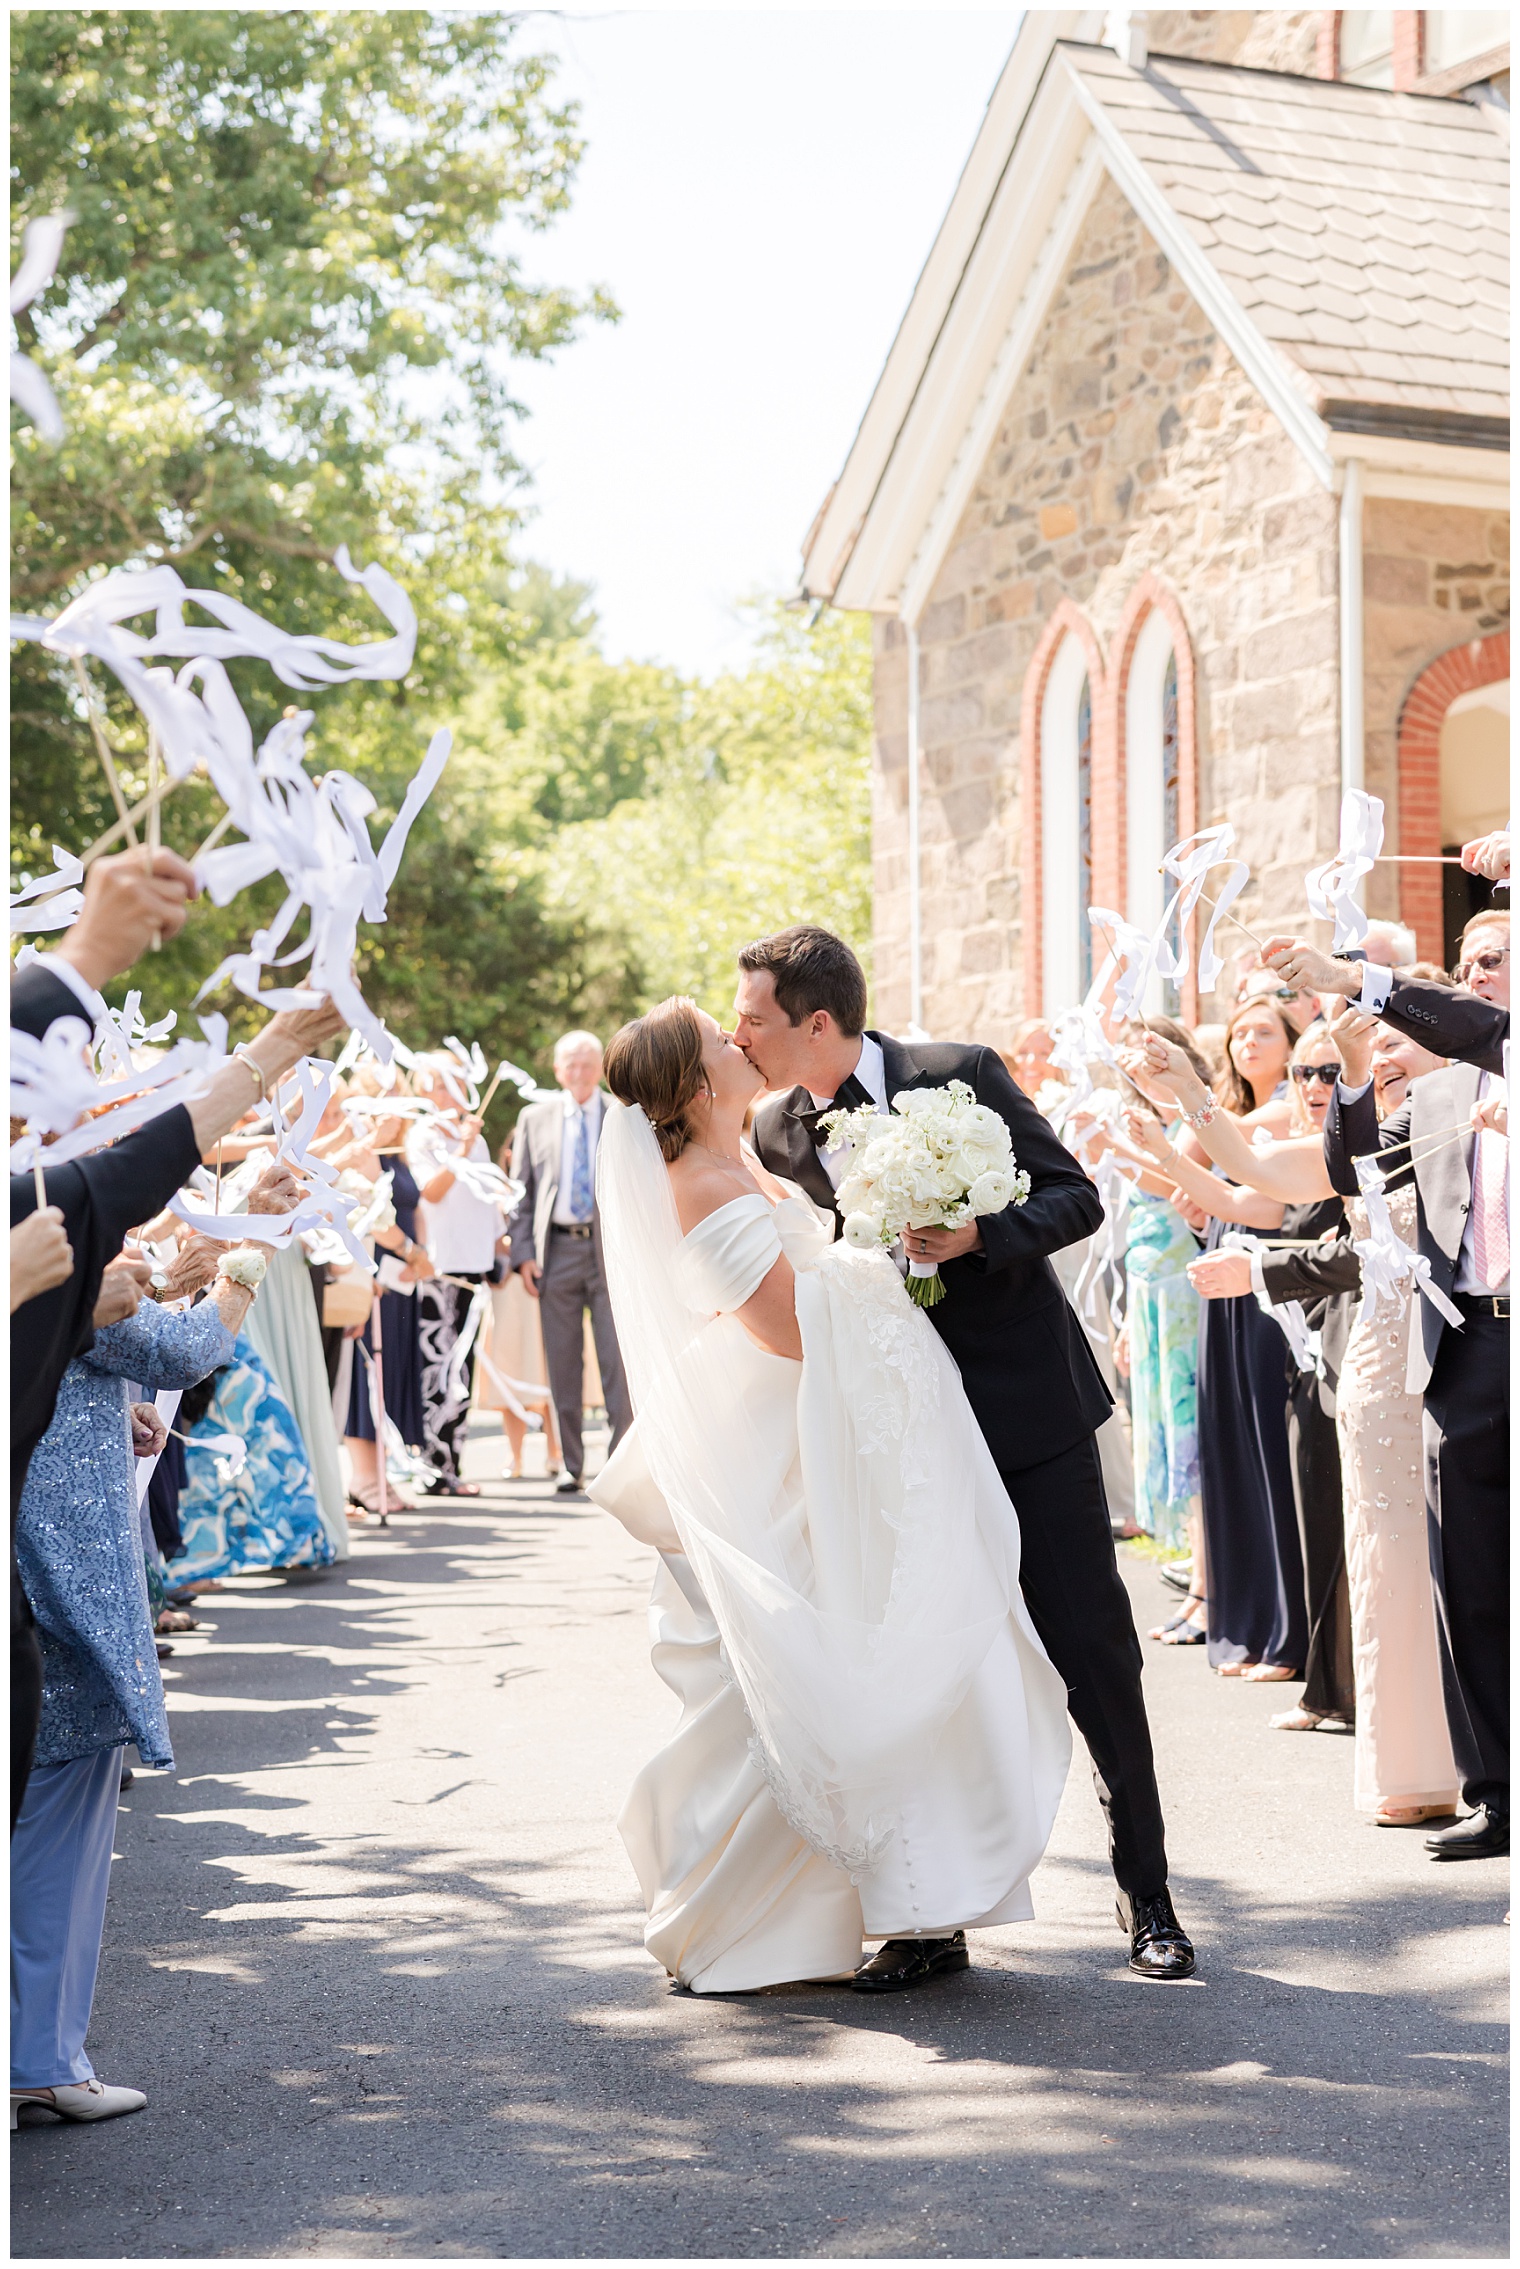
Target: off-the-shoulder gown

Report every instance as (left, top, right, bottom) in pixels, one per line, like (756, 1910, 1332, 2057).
(591, 1186, 1072, 1994)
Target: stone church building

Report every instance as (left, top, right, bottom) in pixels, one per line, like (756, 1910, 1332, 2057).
(801, 9, 1509, 1035)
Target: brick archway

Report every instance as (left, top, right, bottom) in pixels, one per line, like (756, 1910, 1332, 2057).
(1396, 632, 1509, 962)
(1106, 574, 1201, 1022)
(1019, 601, 1107, 1017)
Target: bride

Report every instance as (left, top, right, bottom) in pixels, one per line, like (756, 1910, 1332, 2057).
(587, 995, 1072, 1995)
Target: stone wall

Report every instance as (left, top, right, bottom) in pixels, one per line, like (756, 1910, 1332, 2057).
(870, 170, 1340, 1041)
(1146, 11, 1323, 74)
(1361, 497, 1510, 918)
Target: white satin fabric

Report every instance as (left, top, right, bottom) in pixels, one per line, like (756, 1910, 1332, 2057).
(591, 1150, 1072, 1995)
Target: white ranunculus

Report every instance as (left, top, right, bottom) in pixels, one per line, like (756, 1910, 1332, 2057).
(842, 1212, 880, 1250)
(967, 1170, 1015, 1214)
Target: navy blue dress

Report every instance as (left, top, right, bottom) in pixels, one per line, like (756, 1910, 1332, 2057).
(345, 1157, 427, 1450)
(1197, 1206, 1308, 1672)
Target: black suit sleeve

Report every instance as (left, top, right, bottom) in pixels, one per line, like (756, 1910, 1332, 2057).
(1377, 976, 1507, 1075)
(11, 1102, 202, 1502)
(1259, 1240, 1362, 1307)
(967, 1048, 1104, 1276)
(10, 965, 94, 1041)
(1324, 1081, 1413, 1201)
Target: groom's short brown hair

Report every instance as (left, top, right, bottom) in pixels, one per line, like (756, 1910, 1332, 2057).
(737, 926, 867, 1035)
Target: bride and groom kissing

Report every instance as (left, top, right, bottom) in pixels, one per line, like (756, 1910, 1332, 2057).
(587, 924, 1194, 1994)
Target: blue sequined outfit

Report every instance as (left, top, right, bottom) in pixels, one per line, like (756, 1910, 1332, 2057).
(16, 1299, 236, 1771)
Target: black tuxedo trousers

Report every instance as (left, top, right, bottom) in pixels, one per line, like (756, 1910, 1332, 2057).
(999, 1434, 1169, 1900)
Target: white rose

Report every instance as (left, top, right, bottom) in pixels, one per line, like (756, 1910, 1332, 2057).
(842, 1212, 881, 1251)
(968, 1170, 1014, 1215)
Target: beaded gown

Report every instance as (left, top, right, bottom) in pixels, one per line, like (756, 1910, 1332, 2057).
(1338, 1189, 1459, 1813)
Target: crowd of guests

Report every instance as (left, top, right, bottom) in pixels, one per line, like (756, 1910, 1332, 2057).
(9, 828, 1507, 2134)
(8, 848, 635, 2131)
(1002, 856, 1508, 1875)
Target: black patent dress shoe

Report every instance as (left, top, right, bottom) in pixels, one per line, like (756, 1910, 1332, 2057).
(1425, 1807, 1509, 1860)
(850, 1931, 969, 1993)
(1117, 1888, 1195, 1980)
(554, 1475, 585, 1497)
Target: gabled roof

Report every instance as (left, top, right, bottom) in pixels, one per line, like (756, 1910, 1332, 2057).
(1062, 43, 1508, 430)
(802, 35, 1510, 615)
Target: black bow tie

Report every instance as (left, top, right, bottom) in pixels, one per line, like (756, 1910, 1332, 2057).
(795, 1070, 874, 1146)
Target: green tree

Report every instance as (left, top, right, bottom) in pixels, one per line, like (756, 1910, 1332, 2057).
(10, 8, 631, 1118)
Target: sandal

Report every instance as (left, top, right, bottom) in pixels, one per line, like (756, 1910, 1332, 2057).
(154, 1608, 200, 1634)
(423, 1476, 481, 1498)
(1216, 1660, 1256, 1678)
(1269, 1706, 1324, 1731)
(1241, 1662, 1299, 1683)
(1159, 1618, 1206, 1646)
(1149, 1595, 1206, 1642)
(1375, 1802, 1458, 1827)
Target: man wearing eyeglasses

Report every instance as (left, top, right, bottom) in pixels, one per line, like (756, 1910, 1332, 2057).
(1315, 905, 1509, 1865)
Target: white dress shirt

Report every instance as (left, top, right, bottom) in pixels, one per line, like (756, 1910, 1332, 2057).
(808, 1033, 887, 1193)
(407, 1124, 502, 1274)
(553, 1091, 605, 1224)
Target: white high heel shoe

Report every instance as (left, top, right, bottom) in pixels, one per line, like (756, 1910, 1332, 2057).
(11, 2078, 147, 2127)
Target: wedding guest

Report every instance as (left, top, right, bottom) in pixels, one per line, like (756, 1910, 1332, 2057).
(1112, 1020, 1207, 1625)
(1003, 1019, 1063, 1102)
(507, 1032, 632, 1499)
(10, 1209, 73, 1310)
(1323, 914, 1510, 1863)
(1330, 1015, 1460, 1826)
(334, 1084, 432, 1517)
(1188, 1024, 1355, 1732)
(11, 1228, 272, 2129)
(409, 1057, 505, 1497)
(477, 1189, 562, 1480)
(173, 1341, 337, 1583)
(1121, 998, 1303, 1683)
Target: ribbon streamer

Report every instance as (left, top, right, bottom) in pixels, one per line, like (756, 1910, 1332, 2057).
(9, 211, 72, 443)
(1305, 790, 1385, 952)
(1352, 1158, 1465, 1330)
(9, 845, 85, 934)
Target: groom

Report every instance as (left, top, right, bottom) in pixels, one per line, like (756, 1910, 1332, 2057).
(737, 926, 1194, 1990)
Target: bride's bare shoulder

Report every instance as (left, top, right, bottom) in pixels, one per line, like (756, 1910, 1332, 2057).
(667, 1149, 764, 1237)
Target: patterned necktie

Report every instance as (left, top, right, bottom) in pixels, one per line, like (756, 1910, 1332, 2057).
(797, 1070, 874, 1148)
(1471, 1112, 1509, 1291)
(570, 1105, 594, 1222)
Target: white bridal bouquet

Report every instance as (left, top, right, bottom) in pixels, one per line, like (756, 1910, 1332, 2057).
(821, 1079, 1030, 1307)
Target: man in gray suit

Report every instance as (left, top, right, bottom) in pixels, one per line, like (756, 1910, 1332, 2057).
(507, 1031, 632, 1496)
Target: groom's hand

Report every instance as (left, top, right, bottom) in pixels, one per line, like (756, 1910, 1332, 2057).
(907, 1222, 983, 1264)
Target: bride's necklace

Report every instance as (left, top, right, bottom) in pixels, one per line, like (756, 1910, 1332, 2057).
(689, 1139, 747, 1169)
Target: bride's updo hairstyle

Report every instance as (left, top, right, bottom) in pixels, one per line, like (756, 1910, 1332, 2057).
(605, 996, 709, 1162)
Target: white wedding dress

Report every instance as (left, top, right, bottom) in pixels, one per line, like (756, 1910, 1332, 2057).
(589, 1105, 1072, 1994)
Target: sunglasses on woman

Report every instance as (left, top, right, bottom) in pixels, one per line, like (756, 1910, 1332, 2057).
(1290, 1063, 1339, 1087)
(1458, 947, 1509, 980)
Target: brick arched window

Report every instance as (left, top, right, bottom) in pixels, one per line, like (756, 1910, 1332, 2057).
(1107, 575, 1200, 1020)
(1019, 602, 1107, 1016)
(1396, 631, 1509, 963)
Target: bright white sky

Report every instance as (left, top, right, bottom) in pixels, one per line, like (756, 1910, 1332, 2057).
(505, 7, 1023, 677)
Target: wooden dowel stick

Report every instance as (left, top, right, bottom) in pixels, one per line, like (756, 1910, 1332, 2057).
(1371, 1115, 1474, 1161)
(72, 657, 138, 850)
(146, 732, 162, 949)
(33, 1157, 47, 1212)
(191, 808, 236, 866)
(79, 774, 180, 867)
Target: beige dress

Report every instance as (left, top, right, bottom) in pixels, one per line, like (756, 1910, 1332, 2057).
(1337, 1188, 1459, 1815)
(475, 1275, 603, 1413)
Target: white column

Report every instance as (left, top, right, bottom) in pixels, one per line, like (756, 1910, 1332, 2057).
(905, 615, 923, 1034)
(1339, 457, 1365, 798)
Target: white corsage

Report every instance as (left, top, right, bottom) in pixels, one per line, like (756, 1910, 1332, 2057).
(823, 1078, 1030, 1308)
(218, 1247, 268, 1291)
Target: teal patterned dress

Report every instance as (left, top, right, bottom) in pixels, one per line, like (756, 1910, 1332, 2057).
(174, 1339, 336, 1582)
(1125, 1189, 1202, 1548)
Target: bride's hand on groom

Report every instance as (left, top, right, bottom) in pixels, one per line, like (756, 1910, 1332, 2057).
(906, 1221, 984, 1264)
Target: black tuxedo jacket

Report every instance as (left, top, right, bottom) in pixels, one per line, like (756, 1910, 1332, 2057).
(750, 1031, 1110, 1473)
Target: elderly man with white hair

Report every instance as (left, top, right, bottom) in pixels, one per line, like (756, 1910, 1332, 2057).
(507, 1031, 632, 1495)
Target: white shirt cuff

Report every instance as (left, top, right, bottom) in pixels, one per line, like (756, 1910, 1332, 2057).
(1249, 1248, 1268, 1300)
(1357, 962, 1394, 1016)
(1337, 1078, 1374, 1103)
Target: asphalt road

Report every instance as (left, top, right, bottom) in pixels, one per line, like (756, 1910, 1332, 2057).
(13, 1421, 1508, 2260)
